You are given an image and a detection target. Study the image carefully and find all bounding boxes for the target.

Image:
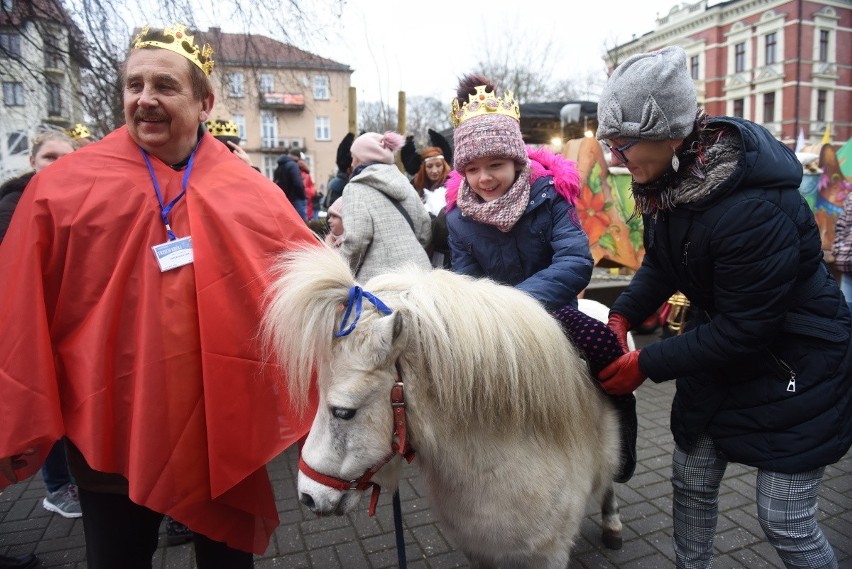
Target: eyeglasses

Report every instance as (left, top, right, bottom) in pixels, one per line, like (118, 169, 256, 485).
(604, 140, 640, 164)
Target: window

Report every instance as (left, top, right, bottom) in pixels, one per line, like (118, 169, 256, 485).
(7, 131, 28, 155)
(816, 90, 827, 122)
(228, 73, 244, 97)
(763, 92, 775, 124)
(260, 110, 277, 147)
(0, 32, 21, 57)
(313, 75, 329, 100)
(263, 155, 277, 180)
(765, 32, 777, 65)
(259, 73, 274, 94)
(2, 82, 24, 106)
(45, 44, 63, 68)
(47, 82, 62, 115)
(315, 116, 331, 141)
(690, 55, 700, 80)
(232, 113, 246, 142)
(734, 42, 746, 73)
(733, 99, 744, 118)
(818, 30, 829, 63)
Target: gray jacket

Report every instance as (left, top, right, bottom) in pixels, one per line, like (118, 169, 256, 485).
(340, 164, 432, 282)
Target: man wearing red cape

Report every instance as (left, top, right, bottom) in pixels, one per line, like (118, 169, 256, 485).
(0, 23, 317, 567)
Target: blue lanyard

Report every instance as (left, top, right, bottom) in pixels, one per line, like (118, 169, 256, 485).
(139, 143, 200, 241)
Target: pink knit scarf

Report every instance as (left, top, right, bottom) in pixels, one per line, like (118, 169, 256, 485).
(455, 166, 531, 232)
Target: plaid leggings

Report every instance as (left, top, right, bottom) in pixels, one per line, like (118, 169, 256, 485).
(672, 434, 838, 569)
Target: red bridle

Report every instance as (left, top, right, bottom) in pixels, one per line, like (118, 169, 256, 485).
(298, 363, 416, 516)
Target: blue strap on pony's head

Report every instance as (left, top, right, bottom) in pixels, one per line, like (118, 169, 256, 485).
(335, 285, 393, 337)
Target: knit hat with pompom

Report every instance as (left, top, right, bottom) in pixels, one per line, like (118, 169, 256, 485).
(350, 131, 405, 165)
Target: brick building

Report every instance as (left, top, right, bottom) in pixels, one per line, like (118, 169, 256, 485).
(605, 0, 850, 146)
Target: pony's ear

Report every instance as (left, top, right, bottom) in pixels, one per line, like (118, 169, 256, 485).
(369, 311, 406, 364)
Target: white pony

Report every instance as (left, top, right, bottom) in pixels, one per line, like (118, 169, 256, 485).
(263, 246, 622, 569)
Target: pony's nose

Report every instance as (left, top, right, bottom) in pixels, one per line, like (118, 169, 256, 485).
(299, 492, 316, 510)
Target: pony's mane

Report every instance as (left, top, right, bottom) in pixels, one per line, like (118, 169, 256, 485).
(262, 246, 604, 439)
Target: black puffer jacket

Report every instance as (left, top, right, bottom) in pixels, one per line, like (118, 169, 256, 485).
(612, 117, 852, 473)
(0, 171, 34, 243)
(273, 155, 305, 202)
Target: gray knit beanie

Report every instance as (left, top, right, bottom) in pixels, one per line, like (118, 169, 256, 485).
(596, 46, 697, 141)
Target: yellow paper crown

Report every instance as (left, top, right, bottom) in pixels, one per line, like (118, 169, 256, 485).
(205, 118, 239, 138)
(66, 123, 91, 140)
(133, 24, 215, 76)
(450, 85, 520, 128)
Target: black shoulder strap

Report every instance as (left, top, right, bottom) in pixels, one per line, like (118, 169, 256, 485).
(383, 194, 415, 232)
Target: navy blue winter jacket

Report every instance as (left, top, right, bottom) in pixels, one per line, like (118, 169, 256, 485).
(612, 117, 852, 472)
(446, 166, 592, 311)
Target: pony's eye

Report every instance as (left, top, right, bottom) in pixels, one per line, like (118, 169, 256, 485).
(331, 407, 356, 420)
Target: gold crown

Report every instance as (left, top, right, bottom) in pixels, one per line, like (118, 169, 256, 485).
(66, 123, 91, 140)
(133, 24, 215, 76)
(450, 85, 520, 128)
(205, 118, 239, 138)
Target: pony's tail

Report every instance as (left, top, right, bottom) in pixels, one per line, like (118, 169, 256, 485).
(261, 244, 355, 410)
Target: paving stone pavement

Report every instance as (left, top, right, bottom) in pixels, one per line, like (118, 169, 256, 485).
(1, 331, 850, 568)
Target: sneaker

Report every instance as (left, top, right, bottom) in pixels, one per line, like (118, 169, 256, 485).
(165, 516, 194, 546)
(42, 483, 82, 518)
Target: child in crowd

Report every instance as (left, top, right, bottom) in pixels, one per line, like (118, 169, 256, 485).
(445, 75, 637, 481)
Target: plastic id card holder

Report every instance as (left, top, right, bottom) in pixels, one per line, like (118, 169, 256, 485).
(152, 236, 194, 272)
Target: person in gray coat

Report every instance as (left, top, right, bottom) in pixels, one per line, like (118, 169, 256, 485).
(340, 131, 432, 282)
(596, 46, 851, 569)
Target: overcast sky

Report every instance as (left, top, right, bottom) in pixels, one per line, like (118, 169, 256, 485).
(304, 0, 689, 104)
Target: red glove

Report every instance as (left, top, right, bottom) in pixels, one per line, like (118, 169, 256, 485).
(598, 350, 646, 395)
(607, 312, 632, 353)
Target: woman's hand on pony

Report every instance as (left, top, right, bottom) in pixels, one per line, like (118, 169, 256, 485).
(606, 313, 632, 353)
(598, 350, 645, 395)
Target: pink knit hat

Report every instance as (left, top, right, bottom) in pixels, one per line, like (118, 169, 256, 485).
(350, 131, 405, 165)
(453, 114, 526, 173)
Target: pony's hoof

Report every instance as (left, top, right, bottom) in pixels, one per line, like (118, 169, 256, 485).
(602, 531, 623, 550)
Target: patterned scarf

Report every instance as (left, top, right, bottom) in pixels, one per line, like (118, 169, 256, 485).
(456, 165, 530, 232)
(631, 110, 729, 216)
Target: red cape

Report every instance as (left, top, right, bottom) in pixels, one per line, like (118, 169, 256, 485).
(0, 127, 318, 554)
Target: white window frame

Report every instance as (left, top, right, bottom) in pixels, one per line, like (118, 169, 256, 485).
(2, 82, 24, 106)
(0, 32, 22, 57)
(261, 111, 277, 147)
(259, 73, 274, 94)
(314, 116, 331, 141)
(228, 73, 245, 98)
(263, 155, 277, 180)
(231, 114, 246, 143)
(313, 75, 330, 100)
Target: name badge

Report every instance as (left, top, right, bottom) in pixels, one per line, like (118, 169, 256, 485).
(152, 236, 194, 272)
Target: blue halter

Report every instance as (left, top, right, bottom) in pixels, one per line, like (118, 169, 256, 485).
(335, 286, 393, 337)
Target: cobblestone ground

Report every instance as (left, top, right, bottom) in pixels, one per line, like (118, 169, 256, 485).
(1, 334, 850, 568)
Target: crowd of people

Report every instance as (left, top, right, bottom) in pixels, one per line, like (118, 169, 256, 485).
(0, 22, 849, 569)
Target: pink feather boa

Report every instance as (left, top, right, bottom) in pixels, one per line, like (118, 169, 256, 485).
(445, 147, 580, 211)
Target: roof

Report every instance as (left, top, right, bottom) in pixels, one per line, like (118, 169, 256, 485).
(0, 0, 69, 26)
(201, 28, 351, 73)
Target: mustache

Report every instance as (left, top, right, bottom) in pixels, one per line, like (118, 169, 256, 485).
(134, 109, 169, 122)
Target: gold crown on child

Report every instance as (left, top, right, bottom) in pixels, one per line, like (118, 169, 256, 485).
(205, 118, 239, 137)
(450, 85, 520, 128)
(66, 123, 91, 140)
(132, 24, 215, 76)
